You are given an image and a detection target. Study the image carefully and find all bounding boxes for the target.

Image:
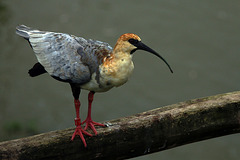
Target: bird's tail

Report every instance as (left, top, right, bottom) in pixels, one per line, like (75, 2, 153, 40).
(16, 25, 33, 40)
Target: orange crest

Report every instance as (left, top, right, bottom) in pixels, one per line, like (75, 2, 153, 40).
(119, 33, 141, 41)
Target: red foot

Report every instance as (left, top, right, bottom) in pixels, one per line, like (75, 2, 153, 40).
(82, 118, 105, 135)
(71, 118, 92, 147)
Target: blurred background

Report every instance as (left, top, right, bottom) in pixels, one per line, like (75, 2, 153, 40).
(0, 0, 240, 159)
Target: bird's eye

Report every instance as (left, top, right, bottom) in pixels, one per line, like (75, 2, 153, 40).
(128, 38, 139, 45)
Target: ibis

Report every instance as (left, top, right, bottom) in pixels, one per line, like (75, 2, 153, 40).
(16, 25, 173, 147)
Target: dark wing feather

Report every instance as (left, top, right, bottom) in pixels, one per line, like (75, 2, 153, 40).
(28, 62, 47, 77)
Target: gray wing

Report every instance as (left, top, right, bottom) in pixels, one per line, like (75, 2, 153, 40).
(16, 25, 91, 84)
(76, 38, 113, 74)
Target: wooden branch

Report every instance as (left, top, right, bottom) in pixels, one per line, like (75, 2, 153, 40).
(1, 91, 240, 160)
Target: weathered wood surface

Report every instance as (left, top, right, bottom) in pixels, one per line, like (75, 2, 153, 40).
(0, 91, 240, 160)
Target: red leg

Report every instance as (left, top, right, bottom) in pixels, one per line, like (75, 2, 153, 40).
(71, 99, 92, 147)
(82, 91, 105, 135)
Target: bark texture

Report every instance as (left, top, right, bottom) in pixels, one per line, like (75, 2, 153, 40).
(1, 91, 240, 160)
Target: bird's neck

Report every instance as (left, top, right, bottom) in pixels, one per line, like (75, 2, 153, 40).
(105, 50, 133, 74)
(113, 50, 132, 60)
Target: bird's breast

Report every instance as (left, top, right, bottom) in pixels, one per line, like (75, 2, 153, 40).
(99, 56, 134, 88)
(80, 53, 134, 92)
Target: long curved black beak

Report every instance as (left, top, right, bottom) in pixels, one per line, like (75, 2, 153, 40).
(130, 40, 173, 73)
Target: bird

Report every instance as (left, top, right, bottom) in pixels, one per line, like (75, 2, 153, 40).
(16, 25, 173, 147)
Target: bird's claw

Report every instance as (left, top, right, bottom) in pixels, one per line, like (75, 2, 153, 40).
(71, 118, 92, 147)
(82, 118, 105, 135)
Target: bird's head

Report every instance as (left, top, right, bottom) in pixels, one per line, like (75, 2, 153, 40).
(114, 33, 173, 73)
